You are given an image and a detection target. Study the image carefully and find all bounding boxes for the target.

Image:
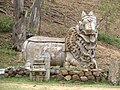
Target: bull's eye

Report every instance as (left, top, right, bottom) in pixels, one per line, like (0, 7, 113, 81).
(83, 23, 85, 27)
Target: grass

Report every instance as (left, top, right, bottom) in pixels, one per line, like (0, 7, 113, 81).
(0, 16, 16, 68)
(0, 15, 13, 32)
(98, 33, 120, 48)
(0, 77, 120, 90)
(97, 0, 119, 23)
(0, 33, 24, 68)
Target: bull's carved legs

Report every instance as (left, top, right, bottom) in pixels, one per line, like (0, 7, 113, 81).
(64, 52, 98, 69)
(91, 58, 98, 69)
(64, 52, 80, 68)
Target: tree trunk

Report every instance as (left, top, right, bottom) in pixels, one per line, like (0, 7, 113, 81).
(29, 0, 41, 35)
(12, 0, 42, 51)
(13, 0, 24, 22)
(12, 0, 26, 51)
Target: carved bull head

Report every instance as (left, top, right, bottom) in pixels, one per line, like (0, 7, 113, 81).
(81, 11, 97, 35)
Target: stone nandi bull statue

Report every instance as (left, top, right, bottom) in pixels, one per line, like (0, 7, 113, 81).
(65, 11, 98, 69)
(22, 11, 98, 69)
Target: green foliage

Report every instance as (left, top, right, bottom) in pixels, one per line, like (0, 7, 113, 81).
(43, 4, 50, 12)
(0, 48, 24, 68)
(0, 49, 16, 57)
(45, 5, 49, 12)
(0, 16, 13, 32)
(29, 28, 36, 34)
(98, 34, 113, 45)
(98, 34, 120, 48)
(0, 33, 23, 68)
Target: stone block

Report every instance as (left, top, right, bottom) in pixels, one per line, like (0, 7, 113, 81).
(71, 75, 80, 81)
(60, 70, 68, 75)
(69, 70, 80, 75)
(87, 75, 95, 80)
(64, 75, 71, 81)
(80, 76, 88, 82)
(85, 71, 92, 76)
(79, 71, 84, 76)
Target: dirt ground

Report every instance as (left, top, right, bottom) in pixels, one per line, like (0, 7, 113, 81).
(0, 83, 120, 90)
(96, 42, 120, 69)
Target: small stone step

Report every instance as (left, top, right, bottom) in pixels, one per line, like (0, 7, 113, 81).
(0, 69, 5, 75)
(0, 69, 5, 78)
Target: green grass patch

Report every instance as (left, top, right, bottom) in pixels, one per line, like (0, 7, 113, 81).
(98, 34, 120, 48)
(0, 15, 13, 32)
(0, 50, 23, 68)
(0, 33, 24, 68)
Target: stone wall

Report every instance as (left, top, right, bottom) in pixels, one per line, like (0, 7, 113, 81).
(50, 68, 108, 82)
(3, 66, 109, 82)
(4, 66, 29, 78)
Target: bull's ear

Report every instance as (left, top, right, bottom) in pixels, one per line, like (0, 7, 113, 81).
(88, 11, 94, 16)
(81, 11, 87, 17)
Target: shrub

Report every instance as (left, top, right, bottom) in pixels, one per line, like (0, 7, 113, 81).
(0, 15, 13, 32)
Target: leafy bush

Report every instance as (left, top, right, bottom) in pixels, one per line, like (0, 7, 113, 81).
(0, 15, 13, 32)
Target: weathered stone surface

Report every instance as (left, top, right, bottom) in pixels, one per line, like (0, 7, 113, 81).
(22, 36, 65, 68)
(69, 70, 80, 75)
(65, 13, 98, 69)
(4, 73, 9, 78)
(0, 69, 5, 78)
(24, 70, 30, 75)
(60, 70, 68, 75)
(83, 69, 88, 72)
(64, 61, 70, 68)
(87, 75, 95, 80)
(93, 71, 101, 77)
(18, 71, 24, 75)
(51, 75, 56, 79)
(80, 76, 88, 82)
(56, 74, 64, 80)
(69, 65, 76, 69)
(50, 69, 56, 75)
(85, 71, 92, 76)
(88, 63, 95, 69)
(71, 75, 80, 81)
(79, 71, 84, 76)
(96, 76, 101, 82)
(0, 69, 5, 74)
(64, 75, 71, 81)
(90, 69, 101, 72)
(68, 71, 74, 75)
(15, 74, 22, 78)
(4, 66, 30, 78)
(70, 60, 80, 67)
